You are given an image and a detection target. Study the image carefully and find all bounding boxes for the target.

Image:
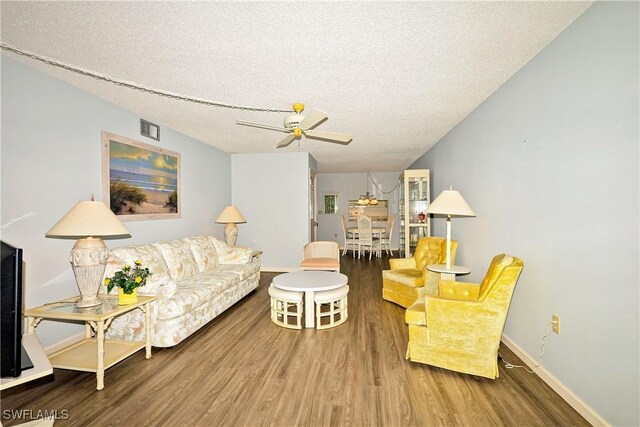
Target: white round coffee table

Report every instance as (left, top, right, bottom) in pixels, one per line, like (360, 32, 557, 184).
(272, 271, 348, 329)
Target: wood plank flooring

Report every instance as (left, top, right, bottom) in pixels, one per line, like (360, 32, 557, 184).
(2, 254, 589, 426)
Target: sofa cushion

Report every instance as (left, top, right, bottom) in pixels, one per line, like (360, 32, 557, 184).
(183, 236, 219, 272)
(103, 245, 173, 295)
(217, 261, 260, 281)
(155, 270, 239, 320)
(153, 240, 199, 280)
(210, 237, 253, 264)
(382, 269, 423, 287)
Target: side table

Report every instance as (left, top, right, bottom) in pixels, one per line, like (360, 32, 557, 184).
(427, 264, 471, 281)
(24, 295, 155, 390)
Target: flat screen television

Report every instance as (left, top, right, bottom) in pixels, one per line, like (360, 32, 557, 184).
(1, 241, 33, 378)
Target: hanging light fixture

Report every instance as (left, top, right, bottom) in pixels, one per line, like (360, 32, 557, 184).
(358, 173, 379, 205)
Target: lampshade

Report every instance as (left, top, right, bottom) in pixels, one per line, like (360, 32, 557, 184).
(46, 200, 130, 238)
(215, 206, 246, 224)
(426, 189, 475, 217)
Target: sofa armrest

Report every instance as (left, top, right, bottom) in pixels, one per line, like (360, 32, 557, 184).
(211, 237, 254, 264)
(139, 279, 177, 298)
(389, 257, 417, 270)
(219, 246, 253, 264)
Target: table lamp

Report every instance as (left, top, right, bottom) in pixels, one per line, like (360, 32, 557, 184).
(46, 198, 130, 307)
(215, 205, 246, 246)
(426, 187, 475, 269)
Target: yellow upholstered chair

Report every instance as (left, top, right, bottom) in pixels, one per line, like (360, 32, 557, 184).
(300, 241, 340, 272)
(382, 237, 457, 308)
(405, 254, 524, 379)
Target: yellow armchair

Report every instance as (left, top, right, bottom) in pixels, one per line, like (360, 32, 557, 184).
(382, 237, 457, 307)
(405, 254, 524, 379)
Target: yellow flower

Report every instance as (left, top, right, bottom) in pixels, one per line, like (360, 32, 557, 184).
(124, 265, 131, 270)
(135, 277, 142, 283)
(104, 278, 110, 285)
(135, 260, 142, 266)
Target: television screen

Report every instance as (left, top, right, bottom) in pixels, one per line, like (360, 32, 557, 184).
(1, 241, 32, 377)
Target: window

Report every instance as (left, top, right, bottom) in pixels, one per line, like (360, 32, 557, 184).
(323, 194, 339, 214)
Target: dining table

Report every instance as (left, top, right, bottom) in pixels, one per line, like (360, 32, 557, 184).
(347, 226, 386, 236)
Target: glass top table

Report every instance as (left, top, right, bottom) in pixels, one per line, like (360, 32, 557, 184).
(24, 294, 155, 390)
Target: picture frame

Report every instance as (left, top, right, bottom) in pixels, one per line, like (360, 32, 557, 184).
(101, 131, 181, 221)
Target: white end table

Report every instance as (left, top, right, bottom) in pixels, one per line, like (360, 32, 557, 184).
(24, 295, 155, 390)
(272, 271, 348, 328)
(427, 264, 471, 281)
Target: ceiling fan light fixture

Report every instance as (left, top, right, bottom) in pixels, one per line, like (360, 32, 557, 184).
(236, 103, 352, 148)
(284, 114, 304, 129)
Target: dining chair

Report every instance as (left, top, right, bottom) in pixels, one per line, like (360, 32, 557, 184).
(357, 215, 380, 260)
(340, 214, 358, 257)
(380, 215, 395, 256)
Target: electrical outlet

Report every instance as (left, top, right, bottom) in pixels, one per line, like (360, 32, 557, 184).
(552, 315, 560, 334)
(334, 233, 337, 238)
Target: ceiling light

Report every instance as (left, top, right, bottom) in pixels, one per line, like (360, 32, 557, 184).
(358, 173, 378, 205)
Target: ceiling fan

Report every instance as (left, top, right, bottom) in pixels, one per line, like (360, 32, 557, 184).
(236, 103, 353, 148)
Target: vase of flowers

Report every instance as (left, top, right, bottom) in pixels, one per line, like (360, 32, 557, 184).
(104, 260, 151, 305)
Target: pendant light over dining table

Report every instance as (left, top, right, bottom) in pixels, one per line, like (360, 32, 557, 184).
(358, 173, 378, 205)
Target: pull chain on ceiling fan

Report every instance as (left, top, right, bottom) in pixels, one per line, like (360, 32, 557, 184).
(236, 103, 353, 148)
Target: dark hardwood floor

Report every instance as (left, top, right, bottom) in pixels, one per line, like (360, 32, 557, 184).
(2, 254, 589, 426)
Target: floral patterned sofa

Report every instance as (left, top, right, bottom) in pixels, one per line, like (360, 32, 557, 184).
(101, 236, 260, 347)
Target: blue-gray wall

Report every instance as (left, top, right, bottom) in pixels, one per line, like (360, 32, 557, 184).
(231, 152, 312, 270)
(410, 2, 638, 425)
(1, 56, 232, 347)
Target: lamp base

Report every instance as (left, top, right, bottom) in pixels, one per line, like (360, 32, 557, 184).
(224, 223, 238, 246)
(70, 237, 109, 308)
(76, 289, 103, 308)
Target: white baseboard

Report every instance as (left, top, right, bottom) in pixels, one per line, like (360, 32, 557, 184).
(501, 334, 609, 427)
(44, 331, 85, 355)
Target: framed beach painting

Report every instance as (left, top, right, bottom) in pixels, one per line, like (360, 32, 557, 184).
(102, 131, 181, 221)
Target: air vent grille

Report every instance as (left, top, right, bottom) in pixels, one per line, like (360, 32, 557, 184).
(140, 119, 160, 141)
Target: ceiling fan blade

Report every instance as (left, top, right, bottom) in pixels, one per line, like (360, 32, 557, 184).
(236, 120, 291, 133)
(277, 134, 297, 148)
(298, 109, 328, 131)
(304, 130, 353, 144)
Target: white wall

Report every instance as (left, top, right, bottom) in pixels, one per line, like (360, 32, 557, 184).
(410, 3, 638, 425)
(317, 172, 401, 251)
(231, 152, 312, 270)
(1, 56, 232, 348)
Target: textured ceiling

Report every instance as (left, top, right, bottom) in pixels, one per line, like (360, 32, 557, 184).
(0, 1, 591, 172)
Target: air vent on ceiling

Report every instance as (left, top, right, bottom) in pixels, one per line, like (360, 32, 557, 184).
(140, 119, 160, 141)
